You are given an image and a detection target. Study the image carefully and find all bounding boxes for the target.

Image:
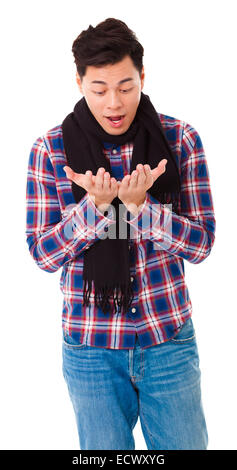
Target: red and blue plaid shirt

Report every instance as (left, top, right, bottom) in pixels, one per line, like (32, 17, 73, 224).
(25, 112, 216, 349)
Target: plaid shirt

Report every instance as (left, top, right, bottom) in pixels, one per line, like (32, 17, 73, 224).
(25, 112, 216, 349)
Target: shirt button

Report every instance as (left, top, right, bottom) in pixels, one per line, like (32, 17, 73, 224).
(131, 308, 136, 313)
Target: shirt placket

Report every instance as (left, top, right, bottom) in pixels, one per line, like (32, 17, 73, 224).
(103, 143, 138, 318)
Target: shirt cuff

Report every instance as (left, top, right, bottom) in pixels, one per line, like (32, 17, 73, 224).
(87, 193, 115, 222)
(68, 193, 116, 241)
(87, 193, 116, 223)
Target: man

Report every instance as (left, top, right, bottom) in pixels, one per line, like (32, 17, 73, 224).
(25, 18, 216, 450)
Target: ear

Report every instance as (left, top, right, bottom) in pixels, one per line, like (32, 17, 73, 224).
(76, 71, 83, 94)
(140, 66, 145, 90)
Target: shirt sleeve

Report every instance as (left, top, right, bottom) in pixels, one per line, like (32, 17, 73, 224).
(124, 124, 216, 264)
(25, 137, 116, 273)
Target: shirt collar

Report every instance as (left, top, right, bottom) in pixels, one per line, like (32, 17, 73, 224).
(103, 142, 120, 150)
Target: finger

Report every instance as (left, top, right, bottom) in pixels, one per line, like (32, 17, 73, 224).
(84, 170, 93, 190)
(151, 159, 167, 181)
(95, 167, 105, 189)
(63, 166, 84, 186)
(112, 177, 119, 188)
(129, 170, 138, 188)
(143, 164, 154, 185)
(63, 166, 74, 180)
(136, 164, 146, 185)
(143, 164, 152, 178)
(110, 177, 117, 186)
(121, 175, 130, 187)
(111, 177, 119, 195)
(103, 171, 111, 190)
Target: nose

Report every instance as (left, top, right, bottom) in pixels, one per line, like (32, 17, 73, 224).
(106, 90, 123, 110)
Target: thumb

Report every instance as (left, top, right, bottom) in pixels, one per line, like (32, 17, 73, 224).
(152, 159, 167, 181)
(63, 166, 73, 179)
(63, 166, 84, 187)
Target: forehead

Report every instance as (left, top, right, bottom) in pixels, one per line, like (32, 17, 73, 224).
(84, 55, 139, 85)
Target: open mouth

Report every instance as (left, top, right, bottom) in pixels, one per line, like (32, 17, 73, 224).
(108, 115, 124, 122)
(105, 115, 125, 127)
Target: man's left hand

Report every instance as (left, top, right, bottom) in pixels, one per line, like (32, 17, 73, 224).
(118, 159, 167, 216)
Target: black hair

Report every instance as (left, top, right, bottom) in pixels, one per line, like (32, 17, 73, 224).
(72, 18, 144, 79)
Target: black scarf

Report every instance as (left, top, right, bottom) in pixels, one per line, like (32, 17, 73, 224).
(62, 92, 181, 316)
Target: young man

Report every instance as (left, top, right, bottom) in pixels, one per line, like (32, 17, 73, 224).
(25, 18, 216, 450)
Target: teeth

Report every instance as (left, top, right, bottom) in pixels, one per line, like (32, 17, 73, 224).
(109, 116, 123, 122)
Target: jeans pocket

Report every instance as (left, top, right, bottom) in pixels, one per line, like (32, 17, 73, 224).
(63, 332, 87, 349)
(170, 317, 196, 343)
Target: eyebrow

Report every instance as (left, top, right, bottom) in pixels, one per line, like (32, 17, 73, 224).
(90, 77, 134, 85)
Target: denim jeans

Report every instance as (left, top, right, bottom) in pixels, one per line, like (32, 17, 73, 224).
(62, 317, 208, 450)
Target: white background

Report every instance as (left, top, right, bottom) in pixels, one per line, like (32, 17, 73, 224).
(0, 0, 236, 450)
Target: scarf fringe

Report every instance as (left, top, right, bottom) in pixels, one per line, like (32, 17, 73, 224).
(83, 279, 134, 316)
(156, 190, 180, 213)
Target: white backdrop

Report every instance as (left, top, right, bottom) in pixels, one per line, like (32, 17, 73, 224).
(0, 0, 236, 450)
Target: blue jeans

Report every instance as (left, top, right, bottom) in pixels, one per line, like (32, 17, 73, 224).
(62, 317, 208, 450)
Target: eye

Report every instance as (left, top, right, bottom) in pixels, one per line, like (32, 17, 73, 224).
(120, 88, 133, 93)
(93, 87, 133, 96)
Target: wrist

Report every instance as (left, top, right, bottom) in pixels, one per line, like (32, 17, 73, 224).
(124, 194, 146, 217)
(94, 199, 110, 213)
(88, 194, 108, 209)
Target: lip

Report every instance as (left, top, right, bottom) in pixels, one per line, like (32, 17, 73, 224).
(105, 115, 126, 128)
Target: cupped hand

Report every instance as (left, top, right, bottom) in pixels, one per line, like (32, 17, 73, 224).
(63, 166, 118, 212)
(117, 159, 167, 215)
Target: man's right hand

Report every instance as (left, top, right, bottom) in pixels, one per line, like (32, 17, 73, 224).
(63, 166, 118, 213)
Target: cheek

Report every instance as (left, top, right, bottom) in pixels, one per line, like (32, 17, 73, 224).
(128, 102, 140, 119)
(91, 105, 103, 120)
(94, 103, 104, 116)
(85, 95, 102, 114)
(127, 94, 140, 112)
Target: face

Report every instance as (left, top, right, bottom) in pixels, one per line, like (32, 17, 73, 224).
(76, 55, 145, 135)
